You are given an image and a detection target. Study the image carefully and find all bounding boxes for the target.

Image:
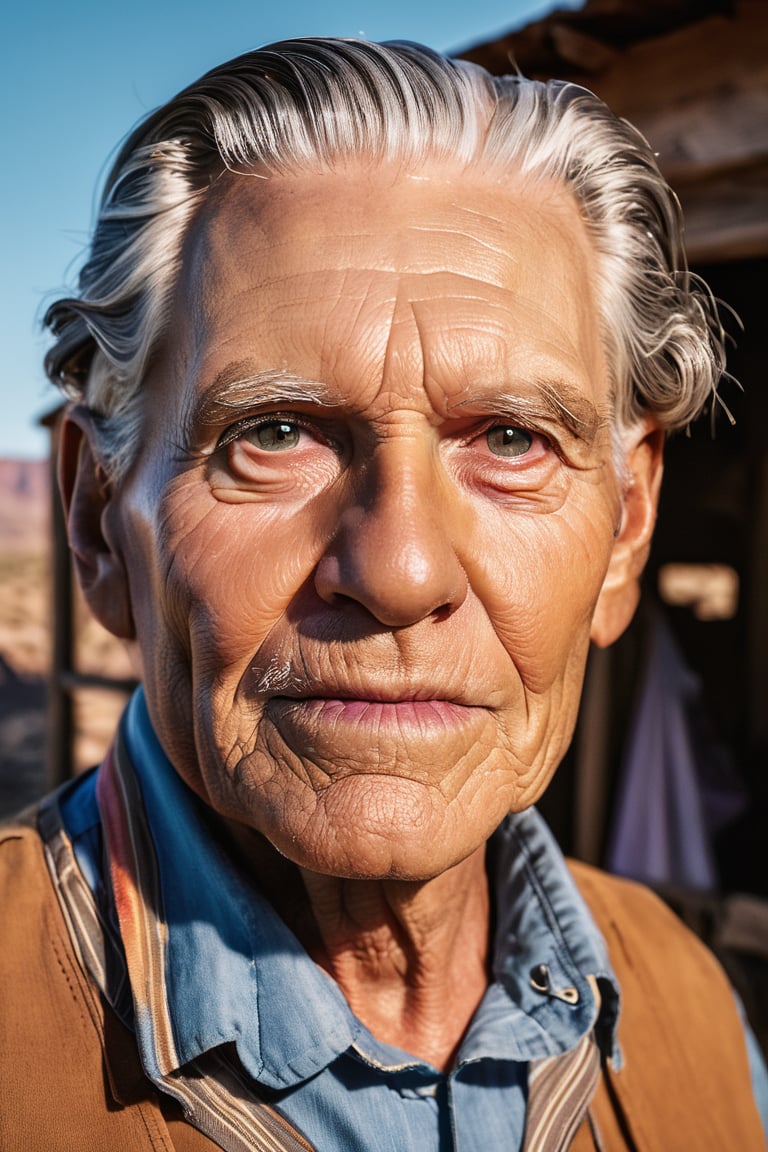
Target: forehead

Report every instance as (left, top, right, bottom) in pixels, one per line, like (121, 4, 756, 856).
(166, 161, 609, 421)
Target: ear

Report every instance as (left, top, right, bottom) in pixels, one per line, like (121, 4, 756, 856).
(58, 405, 136, 640)
(590, 420, 664, 648)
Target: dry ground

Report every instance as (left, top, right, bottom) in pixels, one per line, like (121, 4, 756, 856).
(0, 543, 134, 814)
(0, 551, 50, 677)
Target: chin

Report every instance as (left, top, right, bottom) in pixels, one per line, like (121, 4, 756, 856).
(260, 780, 495, 882)
(290, 841, 474, 884)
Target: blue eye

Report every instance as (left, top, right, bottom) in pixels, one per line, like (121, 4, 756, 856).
(486, 426, 533, 458)
(247, 420, 302, 451)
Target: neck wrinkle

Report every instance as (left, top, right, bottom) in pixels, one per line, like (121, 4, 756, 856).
(298, 845, 491, 1071)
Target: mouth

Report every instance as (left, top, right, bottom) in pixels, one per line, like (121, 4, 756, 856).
(264, 694, 482, 741)
(249, 654, 483, 706)
(276, 695, 473, 717)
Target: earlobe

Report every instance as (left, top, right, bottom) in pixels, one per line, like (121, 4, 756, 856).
(58, 405, 136, 640)
(590, 421, 664, 649)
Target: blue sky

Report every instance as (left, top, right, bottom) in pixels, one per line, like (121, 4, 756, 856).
(2, 0, 572, 458)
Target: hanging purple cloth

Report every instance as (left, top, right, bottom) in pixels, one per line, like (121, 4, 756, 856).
(607, 610, 718, 890)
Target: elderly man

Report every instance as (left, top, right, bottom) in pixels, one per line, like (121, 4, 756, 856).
(1, 38, 765, 1151)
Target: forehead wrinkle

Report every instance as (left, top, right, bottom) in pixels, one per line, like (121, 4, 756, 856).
(326, 265, 398, 366)
(372, 279, 428, 408)
(405, 224, 510, 280)
(454, 203, 515, 225)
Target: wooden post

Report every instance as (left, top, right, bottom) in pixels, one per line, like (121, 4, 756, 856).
(44, 412, 74, 788)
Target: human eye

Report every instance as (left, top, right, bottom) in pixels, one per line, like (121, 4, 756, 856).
(447, 418, 557, 498)
(472, 421, 550, 466)
(217, 414, 315, 453)
(484, 424, 535, 459)
(213, 411, 345, 494)
(243, 417, 306, 451)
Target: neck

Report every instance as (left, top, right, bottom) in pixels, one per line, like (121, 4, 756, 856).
(302, 849, 491, 1070)
(227, 826, 491, 1072)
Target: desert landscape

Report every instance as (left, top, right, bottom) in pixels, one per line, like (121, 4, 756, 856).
(0, 457, 133, 818)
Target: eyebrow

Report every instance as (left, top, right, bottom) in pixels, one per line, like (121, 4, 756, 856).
(448, 381, 608, 446)
(187, 360, 608, 447)
(188, 362, 339, 434)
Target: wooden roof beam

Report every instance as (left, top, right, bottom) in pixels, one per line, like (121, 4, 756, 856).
(550, 23, 619, 73)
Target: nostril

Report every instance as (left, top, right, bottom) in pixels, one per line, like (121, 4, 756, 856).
(313, 492, 468, 626)
(313, 553, 344, 607)
(431, 600, 460, 623)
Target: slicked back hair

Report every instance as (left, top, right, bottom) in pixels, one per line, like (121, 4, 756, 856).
(45, 37, 725, 481)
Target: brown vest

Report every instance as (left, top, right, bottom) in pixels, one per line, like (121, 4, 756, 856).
(0, 821, 764, 1150)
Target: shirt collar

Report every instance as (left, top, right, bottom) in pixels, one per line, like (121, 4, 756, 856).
(120, 687, 621, 1085)
(465, 809, 620, 1065)
(121, 689, 360, 1087)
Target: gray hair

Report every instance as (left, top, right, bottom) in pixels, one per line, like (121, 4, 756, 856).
(44, 37, 726, 481)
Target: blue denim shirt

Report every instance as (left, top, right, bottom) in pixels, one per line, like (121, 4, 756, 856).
(59, 688, 768, 1149)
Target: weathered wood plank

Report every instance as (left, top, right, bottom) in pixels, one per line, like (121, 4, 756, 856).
(549, 23, 619, 72)
(677, 160, 768, 262)
(588, 7, 768, 180)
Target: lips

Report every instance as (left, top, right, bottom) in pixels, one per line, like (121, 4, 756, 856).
(248, 648, 494, 743)
(250, 661, 482, 708)
(275, 695, 474, 720)
(263, 696, 484, 755)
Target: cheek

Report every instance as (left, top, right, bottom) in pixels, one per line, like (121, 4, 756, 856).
(159, 497, 330, 666)
(464, 500, 616, 692)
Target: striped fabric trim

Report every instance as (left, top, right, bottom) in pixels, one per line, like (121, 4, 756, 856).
(40, 795, 108, 993)
(168, 1050, 317, 1152)
(39, 788, 129, 1015)
(41, 747, 317, 1152)
(523, 1002, 602, 1152)
(96, 743, 180, 1074)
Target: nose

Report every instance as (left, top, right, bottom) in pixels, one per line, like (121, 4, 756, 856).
(314, 442, 468, 627)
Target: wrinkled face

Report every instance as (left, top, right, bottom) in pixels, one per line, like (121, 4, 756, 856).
(110, 163, 625, 879)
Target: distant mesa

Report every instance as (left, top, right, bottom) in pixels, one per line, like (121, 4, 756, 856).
(0, 458, 49, 553)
